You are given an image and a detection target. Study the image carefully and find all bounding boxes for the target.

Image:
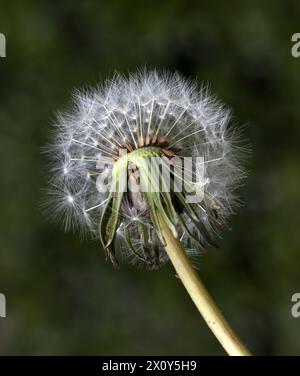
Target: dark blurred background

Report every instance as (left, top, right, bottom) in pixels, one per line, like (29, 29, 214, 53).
(0, 0, 300, 355)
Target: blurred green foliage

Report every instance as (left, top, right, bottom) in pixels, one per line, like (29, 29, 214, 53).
(0, 0, 300, 355)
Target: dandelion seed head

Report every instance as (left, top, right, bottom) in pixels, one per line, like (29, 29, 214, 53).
(43, 69, 246, 268)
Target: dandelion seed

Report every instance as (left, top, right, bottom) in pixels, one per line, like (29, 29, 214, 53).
(67, 195, 74, 203)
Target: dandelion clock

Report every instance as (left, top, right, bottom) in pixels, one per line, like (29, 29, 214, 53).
(44, 70, 251, 355)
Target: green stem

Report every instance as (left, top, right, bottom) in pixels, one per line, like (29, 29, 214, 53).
(157, 211, 251, 356)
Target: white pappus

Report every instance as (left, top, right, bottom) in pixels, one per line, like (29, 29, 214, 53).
(43, 69, 246, 269)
